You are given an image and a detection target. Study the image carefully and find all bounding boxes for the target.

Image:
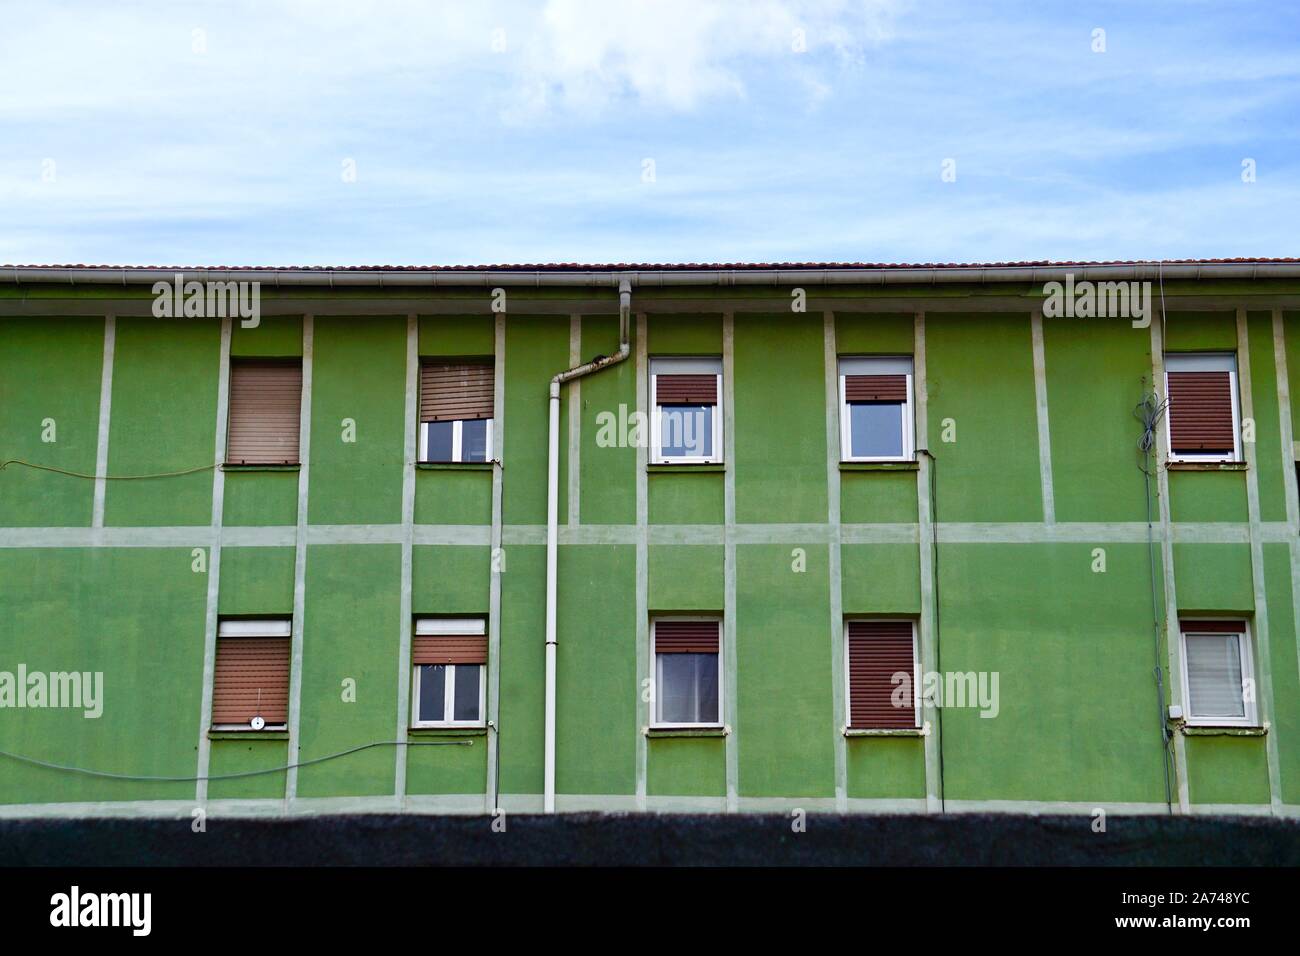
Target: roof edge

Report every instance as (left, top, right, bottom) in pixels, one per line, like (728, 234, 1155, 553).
(2, 260, 1299, 288)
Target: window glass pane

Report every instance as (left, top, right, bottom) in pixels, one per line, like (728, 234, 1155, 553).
(660, 405, 713, 458)
(849, 402, 904, 458)
(453, 664, 481, 721)
(657, 652, 718, 723)
(424, 421, 454, 462)
(461, 419, 489, 462)
(658, 653, 695, 722)
(1185, 634, 1245, 718)
(694, 653, 719, 724)
(417, 664, 446, 722)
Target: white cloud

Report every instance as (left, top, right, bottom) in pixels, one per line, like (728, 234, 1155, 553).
(509, 0, 897, 116)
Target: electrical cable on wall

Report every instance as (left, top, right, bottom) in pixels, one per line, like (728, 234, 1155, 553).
(0, 459, 219, 480)
(0, 739, 470, 784)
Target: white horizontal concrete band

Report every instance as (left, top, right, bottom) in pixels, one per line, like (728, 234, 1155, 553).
(0, 795, 1288, 819)
(1, 521, 1290, 548)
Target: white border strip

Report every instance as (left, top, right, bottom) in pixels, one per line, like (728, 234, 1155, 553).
(8, 520, 1297, 549)
(915, 311, 942, 812)
(1235, 308, 1283, 811)
(393, 315, 419, 800)
(0, 794, 1279, 820)
(1150, 310, 1190, 812)
(485, 312, 506, 813)
(823, 311, 848, 811)
(568, 313, 581, 527)
(1030, 308, 1056, 524)
(722, 311, 739, 812)
(91, 314, 115, 528)
(194, 316, 232, 802)
(284, 314, 314, 800)
(634, 312, 650, 809)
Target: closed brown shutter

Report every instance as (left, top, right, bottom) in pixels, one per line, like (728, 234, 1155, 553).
(421, 363, 494, 422)
(1167, 371, 1235, 452)
(1180, 619, 1246, 634)
(211, 637, 290, 725)
(413, 634, 488, 664)
(847, 620, 917, 729)
(845, 374, 907, 402)
(654, 620, 720, 653)
(655, 374, 717, 405)
(226, 362, 302, 464)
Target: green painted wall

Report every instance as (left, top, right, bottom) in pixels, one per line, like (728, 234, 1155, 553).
(936, 543, 1168, 804)
(736, 544, 835, 798)
(307, 317, 406, 526)
(0, 548, 206, 804)
(296, 544, 401, 797)
(580, 314, 637, 525)
(0, 318, 102, 527)
(734, 313, 827, 524)
(1042, 317, 1150, 522)
(4, 288, 1300, 814)
(924, 314, 1043, 523)
(104, 319, 218, 526)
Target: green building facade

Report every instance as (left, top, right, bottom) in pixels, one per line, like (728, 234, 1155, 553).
(2, 261, 1299, 818)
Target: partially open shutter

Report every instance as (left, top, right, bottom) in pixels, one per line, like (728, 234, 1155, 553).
(226, 362, 302, 464)
(211, 637, 290, 725)
(1180, 619, 1246, 634)
(655, 374, 717, 405)
(421, 363, 494, 422)
(412, 634, 488, 664)
(847, 620, 917, 729)
(1167, 371, 1235, 453)
(655, 620, 720, 653)
(844, 374, 907, 402)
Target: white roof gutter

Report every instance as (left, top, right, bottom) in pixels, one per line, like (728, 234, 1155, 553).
(4, 262, 1300, 288)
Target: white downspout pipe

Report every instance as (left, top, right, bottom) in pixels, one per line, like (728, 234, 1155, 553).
(544, 277, 632, 813)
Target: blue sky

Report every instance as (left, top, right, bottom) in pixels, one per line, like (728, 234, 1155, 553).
(2, 0, 1297, 266)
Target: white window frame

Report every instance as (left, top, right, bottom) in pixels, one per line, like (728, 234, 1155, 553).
(839, 356, 915, 463)
(410, 618, 487, 728)
(418, 418, 493, 464)
(651, 616, 723, 729)
(650, 357, 723, 465)
(1164, 352, 1241, 464)
(212, 618, 291, 732)
(843, 618, 921, 729)
(1179, 621, 1258, 728)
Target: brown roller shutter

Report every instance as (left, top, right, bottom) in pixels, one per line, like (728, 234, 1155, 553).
(1180, 620, 1246, 634)
(226, 362, 302, 465)
(847, 620, 917, 729)
(421, 363, 494, 422)
(412, 634, 488, 664)
(845, 374, 907, 402)
(655, 374, 717, 405)
(654, 620, 720, 653)
(211, 637, 290, 726)
(1167, 370, 1235, 453)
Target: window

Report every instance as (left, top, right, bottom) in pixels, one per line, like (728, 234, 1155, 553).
(651, 358, 722, 464)
(226, 361, 303, 465)
(412, 618, 487, 727)
(652, 618, 721, 727)
(845, 619, 919, 729)
(1180, 620, 1257, 727)
(211, 619, 291, 731)
(1164, 353, 1241, 463)
(839, 357, 914, 462)
(419, 362, 494, 463)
